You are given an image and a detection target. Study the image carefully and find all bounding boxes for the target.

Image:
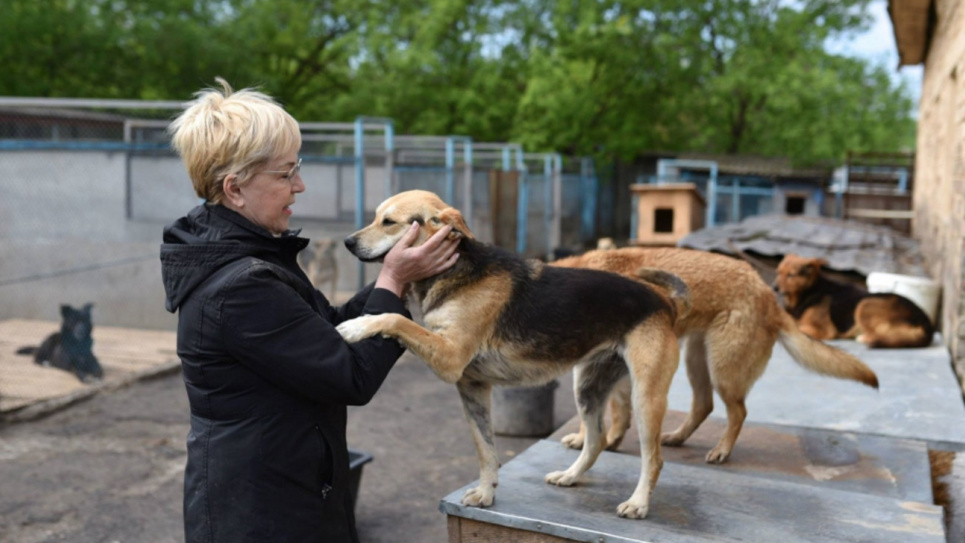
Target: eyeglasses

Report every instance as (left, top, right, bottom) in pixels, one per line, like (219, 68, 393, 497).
(261, 157, 302, 182)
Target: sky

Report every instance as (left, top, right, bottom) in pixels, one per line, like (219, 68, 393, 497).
(827, 0, 924, 110)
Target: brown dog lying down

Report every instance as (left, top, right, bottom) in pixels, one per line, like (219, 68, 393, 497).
(337, 190, 689, 519)
(775, 254, 934, 348)
(551, 247, 879, 464)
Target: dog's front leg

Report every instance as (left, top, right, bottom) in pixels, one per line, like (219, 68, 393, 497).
(336, 314, 474, 384)
(455, 378, 499, 508)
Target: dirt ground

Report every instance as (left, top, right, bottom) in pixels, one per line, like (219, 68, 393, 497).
(0, 351, 577, 543)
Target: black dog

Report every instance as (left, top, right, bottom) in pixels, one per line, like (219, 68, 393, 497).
(17, 303, 104, 383)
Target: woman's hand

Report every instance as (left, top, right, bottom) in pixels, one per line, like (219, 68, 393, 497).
(374, 222, 460, 297)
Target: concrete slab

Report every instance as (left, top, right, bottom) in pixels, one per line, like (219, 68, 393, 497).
(667, 336, 965, 448)
(551, 410, 935, 503)
(441, 440, 946, 543)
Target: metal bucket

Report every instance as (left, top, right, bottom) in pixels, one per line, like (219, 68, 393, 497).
(492, 380, 559, 437)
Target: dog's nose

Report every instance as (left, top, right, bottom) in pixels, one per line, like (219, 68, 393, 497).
(344, 237, 356, 250)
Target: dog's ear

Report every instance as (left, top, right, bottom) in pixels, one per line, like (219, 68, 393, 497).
(802, 259, 828, 276)
(60, 304, 72, 318)
(82, 303, 93, 316)
(438, 208, 474, 240)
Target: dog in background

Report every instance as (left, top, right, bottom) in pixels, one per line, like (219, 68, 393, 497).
(17, 303, 103, 383)
(298, 237, 339, 300)
(552, 247, 879, 463)
(337, 190, 688, 519)
(775, 254, 934, 348)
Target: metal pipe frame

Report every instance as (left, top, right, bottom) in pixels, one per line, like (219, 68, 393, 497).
(353, 117, 394, 290)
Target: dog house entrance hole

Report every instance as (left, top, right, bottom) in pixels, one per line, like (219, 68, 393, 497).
(654, 208, 674, 233)
(785, 196, 806, 215)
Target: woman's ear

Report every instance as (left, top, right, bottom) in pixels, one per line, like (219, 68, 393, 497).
(438, 208, 474, 240)
(222, 174, 245, 208)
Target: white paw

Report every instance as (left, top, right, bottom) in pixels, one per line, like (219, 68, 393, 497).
(616, 499, 649, 519)
(335, 315, 379, 343)
(461, 485, 494, 507)
(544, 470, 579, 487)
(560, 433, 584, 450)
(705, 446, 731, 464)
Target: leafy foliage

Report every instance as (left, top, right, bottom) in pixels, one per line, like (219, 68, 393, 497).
(0, 0, 915, 164)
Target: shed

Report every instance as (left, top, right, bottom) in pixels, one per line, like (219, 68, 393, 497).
(664, 153, 833, 225)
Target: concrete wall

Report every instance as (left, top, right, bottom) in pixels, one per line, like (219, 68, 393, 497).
(912, 0, 965, 384)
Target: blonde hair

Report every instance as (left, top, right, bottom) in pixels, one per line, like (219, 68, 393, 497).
(168, 77, 302, 204)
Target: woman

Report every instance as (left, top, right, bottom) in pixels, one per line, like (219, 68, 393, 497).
(160, 79, 458, 543)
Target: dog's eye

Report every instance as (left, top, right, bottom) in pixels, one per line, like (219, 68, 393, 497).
(429, 218, 441, 224)
(382, 218, 396, 226)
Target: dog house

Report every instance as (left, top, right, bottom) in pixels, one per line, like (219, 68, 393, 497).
(630, 183, 706, 246)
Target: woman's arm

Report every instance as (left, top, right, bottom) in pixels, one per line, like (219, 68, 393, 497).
(221, 267, 406, 406)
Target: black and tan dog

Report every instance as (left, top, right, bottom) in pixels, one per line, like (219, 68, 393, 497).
(551, 248, 880, 464)
(775, 254, 934, 348)
(337, 190, 688, 519)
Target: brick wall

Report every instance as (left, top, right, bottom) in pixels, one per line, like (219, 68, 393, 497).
(913, 0, 965, 385)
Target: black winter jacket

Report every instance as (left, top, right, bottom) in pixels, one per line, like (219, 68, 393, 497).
(160, 204, 409, 543)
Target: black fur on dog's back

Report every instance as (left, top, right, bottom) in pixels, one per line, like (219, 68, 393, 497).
(786, 275, 866, 332)
(416, 238, 676, 362)
(497, 265, 672, 361)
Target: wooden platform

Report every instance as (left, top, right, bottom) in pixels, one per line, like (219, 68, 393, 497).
(0, 319, 177, 419)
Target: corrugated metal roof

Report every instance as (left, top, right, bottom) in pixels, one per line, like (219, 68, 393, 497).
(676, 152, 832, 180)
(679, 214, 927, 278)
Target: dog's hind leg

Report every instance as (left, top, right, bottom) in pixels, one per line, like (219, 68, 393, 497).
(702, 318, 774, 464)
(456, 378, 499, 508)
(560, 367, 630, 451)
(619, 323, 679, 519)
(661, 333, 712, 448)
(546, 353, 626, 487)
(604, 377, 633, 450)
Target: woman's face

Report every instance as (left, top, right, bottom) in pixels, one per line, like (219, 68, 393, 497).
(233, 150, 304, 236)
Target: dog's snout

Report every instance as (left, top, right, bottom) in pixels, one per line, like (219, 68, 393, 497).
(344, 237, 357, 250)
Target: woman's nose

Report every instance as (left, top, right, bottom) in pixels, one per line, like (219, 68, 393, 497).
(292, 173, 306, 193)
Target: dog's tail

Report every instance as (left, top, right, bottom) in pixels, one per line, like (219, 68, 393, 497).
(777, 310, 879, 389)
(15, 346, 37, 356)
(635, 267, 692, 323)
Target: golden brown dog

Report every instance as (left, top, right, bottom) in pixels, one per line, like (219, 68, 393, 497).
(775, 254, 934, 348)
(552, 247, 880, 464)
(337, 190, 688, 519)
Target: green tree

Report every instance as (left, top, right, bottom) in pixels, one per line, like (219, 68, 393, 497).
(0, 0, 916, 164)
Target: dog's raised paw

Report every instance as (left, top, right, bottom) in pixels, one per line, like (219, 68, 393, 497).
(616, 500, 649, 519)
(335, 316, 379, 343)
(560, 432, 584, 449)
(460, 486, 494, 507)
(544, 470, 578, 487)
